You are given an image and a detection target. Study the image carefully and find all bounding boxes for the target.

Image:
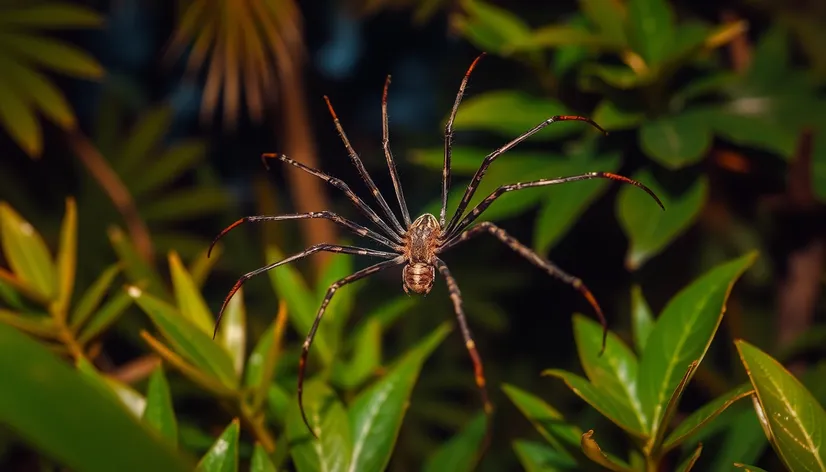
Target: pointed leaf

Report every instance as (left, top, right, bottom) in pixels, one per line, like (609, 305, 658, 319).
(108, 227, 166, 297)
(663, 384, 753, 451)
(286, 380, 352, 472)
(116, 106, 173, 174)
(638, 253, 756, 437)
(452, 91, 579, 140)
(0, 32, 103, 78)
(70, 263, 121, 330)
(143, 365, 179, 448)
(0, 202, 56, 299)
(580, 430, 633, 472)
(246, 302, 288, 411)
(502, 383, 580, 454)
(639, 111, 713, 169)
(76, 358, 146, 418)
(513, 440, 578, 471)
(626, 0, 675, 65)
(188, 244, 221, 289)
(142, 187, 231, 222)
(0, 4, 104, 28)
(707, 405, 769, 471)
(0, 72, 42, 157)
(251, 444, 276, 472)
(0, 55, 77, 129)
(53, 198, 77, 318)
(736, 340, 826, 472)
(422, 413, 487, 472)
(76, 286, 134, 344)
(631, 285, 654, 354)
(129, 286, 238, 389)
(141, 331, 235, 397)
(0, 309, 57, 338)
(217, 286, 246, 377)
(316, 249, 355, 344)
(616, 171, 708, 269)
(651, 361, 699, 452)
(169, 251, 214, 335)
(130, 140, 207, 197)
(0, 323, 191, 472)
(332, 318, 381, 390)
(455, 0, 532, 54)
(573, 314, 647, 433)
(347, 323, 451, 472)
(674, 443, 702, 472)
(196, 419, 239, 472)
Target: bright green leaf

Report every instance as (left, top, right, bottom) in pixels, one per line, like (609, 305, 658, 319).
(454, 0, 532, 54)
(639, 111, 713, 169)
(422, 413, 487, 472)
(0, 202, 56, 299)
(267, 383, 291, 426)
(736, 340, 826, 472)
(0, 55, 76, 129)
(244, 303, 288, 413)
(0, 4, 104, 28)
(706, 405, 769, 471)
(616, 170, 708, 269)
(347, 323, 451, 472)
(251, 444, 276, 472)
(663, 384, 753, 451)
(631, 285, 654, 354)
(76, 358, 146, 418)
(217, 286, 246, 377)
(141, 331, 235, 397)
(513, 440, 578, 471)
(53, 197, 77, 318)
(286, 380, 352, 472)
(143, 365, 179, 448)
(316, 248, 355, 345)
(508, 25, 610, 52)
(196, 419, 239, 472)
(0, 323, 191, 472)
(674, 443, 702, 472)
(70, 263, 121, 330)
(0, 32, 103, 78)
(592, 100, 645, 131)
(626, 0, 675, 65)
(502, 383, 580, 455)
(169, 251, 214, 336)
(76, 286, 134, 344)
(332, 318, 381, 390)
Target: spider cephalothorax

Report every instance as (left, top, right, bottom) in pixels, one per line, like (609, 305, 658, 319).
(209, 52, 665, 452)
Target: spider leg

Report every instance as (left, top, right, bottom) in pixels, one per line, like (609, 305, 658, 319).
(441, 52, 486, 228)
(440, 222, 609, 355)
(298, 256, 406, 438)
(382, 75, 412, 227)
(444, 172, 665, 240)
(262, 153, 404, 244)
(208, 211, 402, 257)
(444, 116, 608, 235)
(432, 257, 493, 461)
(212, 244, 397, 339)
(323, 96, 406, 235)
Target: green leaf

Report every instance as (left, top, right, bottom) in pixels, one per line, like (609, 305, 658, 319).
(141, 331, 234, 397)
(733, 464, 769, 472)
(244, 303, 288, 412)
(578, 63, 644, 91)
(130, 140, 207, 197)
(217, 286, 246, 377)
(286, 380, 352, 472)
(736, 340, 826, 472)
(592, 100, 645, 131)
(543, 369, 646, 437)
(0, 32, 103, 78)
(453, 91, 582, 140)
(267, 384, 291, 426)
(53, 197, 77, 318)
(129, 286, 238, 390)
(331, 318, 381, 390)
(533, 152, 621, 254)
(316, 248, 355, 344)
(579, 0, 627, 47)
(76, 286, 134, 344)
(513, 440, 578, 471)
(0, 322, 191, 472)
(169, 251, 214, 336)
(251, 444, 277, 472)
(663, 384, 752, 451)
(573, 314, 647, 433)
(108, 226, 166, 297)
(674, 443, 702, 472)
(580, 430, 633, 472)
(196, 419, 239, 472)
(0, 55, 77, 130)
(348, 323, 451, 472)
(626, 0, 675, 65)
(638, 253, 756, 438)
(70, 263, 121, 330)
(76, 358, 146, 418)
(508, 25, 611, 52)
(707, 405, 769, 471)
(453, 0, 532, 54)
(502, 384, 581, 455)
(422, 413, 487, 472)
(0, 202, 56, 299)
(142, 187, 231, 222)
(0, 4, 104, 28)
(631, 285, 654, 354)
(639, 111, 713, 169)
(616, 170, 708, 269)
(0, 309, 57, 338)
(143, 365, 179, 448)
(116, 106, 174, 174)
(0, 72, 42, 156)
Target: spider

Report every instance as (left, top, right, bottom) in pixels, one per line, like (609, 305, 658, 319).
(209, 52, 665, 443)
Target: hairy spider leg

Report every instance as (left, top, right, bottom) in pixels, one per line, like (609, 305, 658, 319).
(262, 153, 404, 244)
(443, 116, 608, 235)
(208, 212, 402, 258)
(441, 52, 487, 228)
(445, 172, 665, 240)
(298, 256, 406, 437)
(433, 257, 494, 462)
(381, 75, 412, 227)
(211, 244, 396, 339)
(323, 96, 407, 235)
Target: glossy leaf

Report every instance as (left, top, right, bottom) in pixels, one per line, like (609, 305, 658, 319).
(631, 285, 654, 354)
(286, 380, 352, 472)
(0, 202, 56, 300)
(250, 444, 277, 472)
(245, 302, 288, 411)
(53, 197, 77, 318)
(129, 286, 238, 389)
(580, 430, 632, 472)
(651, 361, 699, 452)
(217, 286, 246, 377)
(76, 286, 134, 344)
(638, 253, 756, 437)
(108, 227, 166, 297)
(452, 91, 580, 140)
(422, 413, 487, 472)
(639, 111, 713, 169)
(347, 323, 451, 472)
(502, 383, 580, 454)
(169, 251, 214, 336)
(70, 263, 121, 330)
(626, 0, 675, 65)
(573, 314, 647, 433)
(736, 340, 826, 472)
(663, 384, 753, 451)
(143, 365, 179, 448)
(0, 322, 191, 472)
(513, 440, 578, 471)
(315, 248, 355, 344)
(616, 170, 708, 269)
(332, 318, 381, 390)
(196, 419, 239, 472)
(674, 443, 702, 472)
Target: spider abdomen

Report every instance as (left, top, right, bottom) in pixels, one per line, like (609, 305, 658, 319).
(403, 263, 435, 295)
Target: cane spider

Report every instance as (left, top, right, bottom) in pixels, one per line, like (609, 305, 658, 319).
(209, 52, 664, 442)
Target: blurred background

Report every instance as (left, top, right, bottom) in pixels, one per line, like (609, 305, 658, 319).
(1, 0, 825, 470)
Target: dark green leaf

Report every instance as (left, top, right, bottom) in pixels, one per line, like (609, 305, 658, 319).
(579, 0, 627, 46)
(76, 286, 134, 344)
(141, 331, 234, 397)
(0, 55, 76, 130)
(626, 0, 675, 65)
(453, 91, 581, 140)
(502, 384, 580, 454)
(508, 25, 611, 52)
(422, 413, 487, 472)
(0, 73, 42, 156)
(746, 26, 789, 91)
(143, 365, 178, 448)
(250, 444, 276, 472)
(552, 15, 594, 75)
(580, 430, 633, 472)
(196, 419, 239, 472)
(286, 380, 352, 472)
(513, 440, 578, 471)
(578, 63, 643, 90)
(592, 100, 644, 131)
(0, 202, 55, 299)
(316, 248, 355, 345)
(53, 198, 76, 318)
(453, 0, 532, 54)
(631, 285, 654, 354)
(674, 443, 702, 472)
(616, 170, 708, 269)
(267, 383, 290, 425)
(130, 140, 207, 197)
(736, 340, 826, 472)
(142, 187, 231, 222)
(663, 384, 752, 451)
(108, 226, 166, 297)
(638, 253, 756, 438)
(348, 323, 450, 472)
(0, 4, 104, 28)
(116, 106, 174, 174)
(0, 322, 191, 472)
(70, 263, 121, 331)
(0, 32, 103, 78)
(639, 111, 713, 169)
(331, 318, 381, 390)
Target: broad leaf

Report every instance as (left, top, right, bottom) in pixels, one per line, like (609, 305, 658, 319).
(169, 251, 214, 336)
(639, 111, 713, 169)
(626, 0, 675, 65)
(196, 419, 239, 472)
(422, 413, 487, 472)
(452, 91, 580, 140)
(663, 384, 753, 451)
(736, 340, 826, 472)
(143, 365, 179, 448)
(631, 285, 654, 354)
(502, 383, 580, 454)
(0, 202, 56, 300)
(453, 0, 532, 54)
(347, 323, 450, 472)
(286, 380, 352, 472)
(513, 440, 578, 471)
(733, 464, 769, 472)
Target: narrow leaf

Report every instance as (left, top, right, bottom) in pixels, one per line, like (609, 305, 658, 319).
(116, 106, 173, 174)
(142, 187, 230, 222)
(513, 440, 578, 471)
(733, 464, 769, 472)
(76, 286, 134, 344)
(130, 140, 206, 197)
(0, 55, 77, 129)
(331, 318, 381, 390)
(674, 443, 702, 472)
(0, 4, 104, 28)
(631, 285, 654, 354)
(53, 198, 77, 318)
(217, 286, 246, 377)
(196, 419, 240, 472)
(580, 430, 632, 472)
(70, 263, 121, 330)
(650, 361, 699, 453)
(251, 444, 277, 472)
(108, 227, 166, 297)
(663, 383, 753, 451)
(422, 413, 487, 472)
(286, 380, 352, 472)
(0, 202, 56, 299)
(246, 302, 288, 411)
(141, 331, 235, 397)
(502, 383, 581, 454)
(143, 365, 179, 448)
(169, 251, 214, 335)
(0, 32, 103, 78)
(0, 309, 57, 338)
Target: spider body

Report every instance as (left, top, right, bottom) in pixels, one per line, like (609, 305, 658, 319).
(209, 52, 665, 451)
